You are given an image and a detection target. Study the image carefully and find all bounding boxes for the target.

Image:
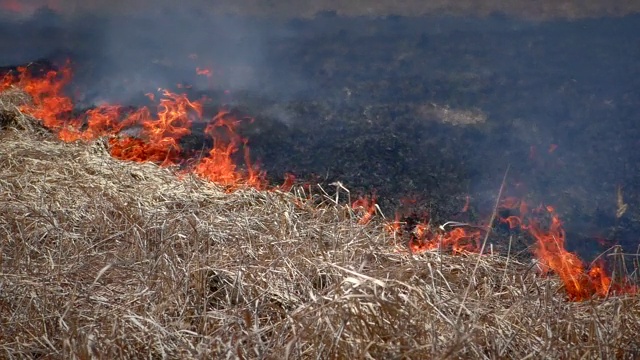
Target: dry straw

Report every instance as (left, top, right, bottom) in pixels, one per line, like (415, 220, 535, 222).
(1, 89, 639, 359)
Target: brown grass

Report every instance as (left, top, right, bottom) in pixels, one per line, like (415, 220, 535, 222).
(0, 86, 49, 134)
(1, 91, 640, 359)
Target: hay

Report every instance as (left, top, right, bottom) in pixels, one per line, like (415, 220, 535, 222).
(0, 87, 50, 134)
(1, 97, 639, 359)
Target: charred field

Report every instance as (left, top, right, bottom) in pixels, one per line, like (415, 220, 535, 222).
(1, 5, 640, 359)
(184, 13, 640, 260)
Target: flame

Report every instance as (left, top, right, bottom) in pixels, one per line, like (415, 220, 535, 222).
(2, 65, 75, 131)
(352, 195, 377, 225)
(385, 194, 636, 301)
(408, 226, 482, 254)
(499, 198, 636, 301)
(196, 67, 213, 78)
(384, 215, 402, 236)
(460, 195, 470, 213)
(279, 173, 296, 192)
(194, 111, 265, 189)
(2, 63, 266, 189)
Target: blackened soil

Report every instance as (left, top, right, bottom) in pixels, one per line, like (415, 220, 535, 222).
(185, 15, 640, 259)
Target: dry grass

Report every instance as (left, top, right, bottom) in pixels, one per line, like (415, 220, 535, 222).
(1, 93, 640, 359)
(0, 86, 49, 134)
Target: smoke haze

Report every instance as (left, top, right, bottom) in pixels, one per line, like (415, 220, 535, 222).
(0, 1, 298, 105)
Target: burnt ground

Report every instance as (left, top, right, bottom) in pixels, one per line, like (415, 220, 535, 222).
(2, 12, 640, 261)
(195, 14, 640, 260)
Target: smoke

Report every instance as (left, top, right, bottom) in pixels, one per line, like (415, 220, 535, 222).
(0, 1, 300, 105)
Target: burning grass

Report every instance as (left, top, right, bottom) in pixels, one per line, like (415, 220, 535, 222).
(2, 92, 640, 358)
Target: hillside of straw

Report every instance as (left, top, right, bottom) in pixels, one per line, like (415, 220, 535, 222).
(1, 88, 640, 359)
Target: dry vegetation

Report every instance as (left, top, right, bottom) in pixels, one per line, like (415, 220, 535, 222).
(1, 89, 640, 359)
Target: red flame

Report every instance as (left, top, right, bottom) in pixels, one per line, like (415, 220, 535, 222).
(352, 195, 377, 225)
(384, 194, 636, 301)
(460, 195, 470, 213)
(408, 226, 482, 254)
(279, 173, 296, 192)
(2, 63, 267, 189)
(194, 111, 265, 189)
(196, 67, 213, 78)
(499, 198, 636, 301)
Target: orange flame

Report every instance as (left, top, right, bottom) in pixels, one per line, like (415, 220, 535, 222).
(2, 63, 266, 189)
(385, 195, 636, 301)
(408, 226, 482, 254)
(460, 195, 470, 213)
(279, 173, 296, 192)
(196, 67, 213, 78)
(352, 195, 377, 225)
(194, 111, 265, 189)
(2, 65, 75, 131)
(499, 198, 636, 301)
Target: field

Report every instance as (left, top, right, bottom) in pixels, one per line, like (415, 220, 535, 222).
(2, 86, 640, 358)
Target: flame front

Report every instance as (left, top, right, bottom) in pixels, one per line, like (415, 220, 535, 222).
(386, 193, 636, 301)
(1, 63, 266, 189)
(194, 111, 266, 189)
(499, 198, 636, 301)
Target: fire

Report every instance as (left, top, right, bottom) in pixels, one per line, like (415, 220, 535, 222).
(194, 111, 265, 189)
(352, 195, 377, 225)
(460, 195, 470, 213)
(2, 62, 636, 302)
(106, 90, 199, 166)
(196, 67, 213, 78)
(385, 193, 636, 301)
(408, 225, 482, 254)
(499, 198, 636, 301)
(2, 65, 75, 131)
(279, 173, 296, 192)
(2, 62, 266, 189)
